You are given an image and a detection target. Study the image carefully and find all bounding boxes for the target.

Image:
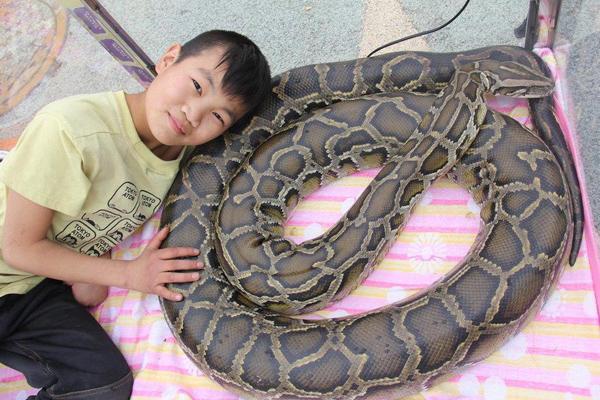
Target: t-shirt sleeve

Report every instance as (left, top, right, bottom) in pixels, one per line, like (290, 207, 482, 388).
(0, 113, 91, 216)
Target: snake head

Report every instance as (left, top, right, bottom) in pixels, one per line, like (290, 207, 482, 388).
(475, 60, 555, 98)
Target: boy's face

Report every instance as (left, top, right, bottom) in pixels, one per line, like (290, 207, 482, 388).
(144, 44, 247, 147)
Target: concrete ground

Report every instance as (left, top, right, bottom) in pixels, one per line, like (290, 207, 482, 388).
(1, 0, 599, 233)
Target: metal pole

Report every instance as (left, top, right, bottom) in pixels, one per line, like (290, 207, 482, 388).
(524, 0, 540, 49)
(59, 0, 156, 87)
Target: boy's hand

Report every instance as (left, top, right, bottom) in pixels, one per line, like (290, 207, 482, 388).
(126, 226, 202, 301)
(71, 282, 109, 307)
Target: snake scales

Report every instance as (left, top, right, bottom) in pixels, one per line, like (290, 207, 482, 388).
(159, 46, 582, 399)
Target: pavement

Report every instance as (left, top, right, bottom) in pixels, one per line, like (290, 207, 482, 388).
(1, 0, 599, 233)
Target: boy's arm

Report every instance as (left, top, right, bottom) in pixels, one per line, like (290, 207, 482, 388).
(67, 252, 110, 306)
(3, 189, 201, 301)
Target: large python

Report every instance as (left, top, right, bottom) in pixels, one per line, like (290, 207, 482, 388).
(159, 46, 582, 399)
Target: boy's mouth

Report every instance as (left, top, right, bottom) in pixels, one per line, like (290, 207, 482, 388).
(168, 113, 185, 135)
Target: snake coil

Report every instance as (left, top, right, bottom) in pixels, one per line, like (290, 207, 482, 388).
(160, 46, 581, 399)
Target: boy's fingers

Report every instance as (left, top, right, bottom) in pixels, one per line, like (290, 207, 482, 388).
(165, 271, 201, 283)
(148, 226, 169, 249)
(159, 247, 200, 260)
(167, 260, 203, 271)
(155, 286, 183, 302)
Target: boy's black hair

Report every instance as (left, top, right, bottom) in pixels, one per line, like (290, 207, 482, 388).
(176, 30, 271, 117)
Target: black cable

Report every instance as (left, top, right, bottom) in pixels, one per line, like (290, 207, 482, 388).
(367, 0, 471, 57)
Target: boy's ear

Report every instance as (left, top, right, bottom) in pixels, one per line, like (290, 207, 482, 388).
(155, 43, 182, 74)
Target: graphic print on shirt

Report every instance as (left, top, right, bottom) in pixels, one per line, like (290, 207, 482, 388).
(133, 190, 161, 222)
(55, 220, 96, 247)
(54, 181, 161, 256)
(107, 219, 138, 242)
(108, 182, 139, 213)
(82, 209, 120, 230)
(81, 237, 115, 257)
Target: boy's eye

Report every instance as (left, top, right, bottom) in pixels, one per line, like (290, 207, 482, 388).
(192, 79, 202, 94)
(213, 112, 224, 125)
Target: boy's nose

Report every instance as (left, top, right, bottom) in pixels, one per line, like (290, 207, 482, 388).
(182, 100, 208, 128)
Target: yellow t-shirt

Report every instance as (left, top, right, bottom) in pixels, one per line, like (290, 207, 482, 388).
(0, 91, 186, 297)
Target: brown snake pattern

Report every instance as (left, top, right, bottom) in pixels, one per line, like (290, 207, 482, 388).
(159, 46, 582, 399)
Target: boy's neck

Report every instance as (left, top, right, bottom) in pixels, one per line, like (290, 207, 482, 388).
(124, 91, 183, 161)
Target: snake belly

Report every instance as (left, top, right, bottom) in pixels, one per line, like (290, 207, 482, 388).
(160, 47, 577, 399)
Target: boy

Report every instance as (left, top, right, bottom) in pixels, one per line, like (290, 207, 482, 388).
(0, 30, 271, 399)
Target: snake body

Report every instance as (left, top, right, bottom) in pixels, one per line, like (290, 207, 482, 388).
(159, 46, 581, 399)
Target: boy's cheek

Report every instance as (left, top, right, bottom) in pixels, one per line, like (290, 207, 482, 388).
(192, 130, 221, 146)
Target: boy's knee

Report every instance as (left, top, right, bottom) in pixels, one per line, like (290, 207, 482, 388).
(50, 370, 133, 400)
(50, 349, 133, 399)
(102, 370, 134, 400)
(86, 354, 133, 399)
